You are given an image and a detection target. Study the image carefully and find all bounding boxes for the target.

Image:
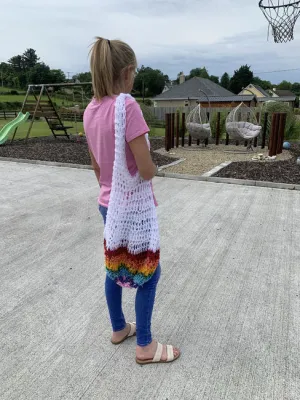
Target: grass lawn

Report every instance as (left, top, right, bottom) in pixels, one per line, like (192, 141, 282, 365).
(149, 127, 165, 137)
(0, 118, 164, 141)
(0, 119, 84, 140)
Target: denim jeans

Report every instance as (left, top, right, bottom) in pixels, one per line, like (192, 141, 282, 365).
(99, 205, 160, 346)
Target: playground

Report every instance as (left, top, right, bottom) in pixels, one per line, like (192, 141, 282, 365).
(1, 160, 300, 399)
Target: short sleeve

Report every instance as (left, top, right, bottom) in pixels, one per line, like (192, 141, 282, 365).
(125, 99, 150, 143)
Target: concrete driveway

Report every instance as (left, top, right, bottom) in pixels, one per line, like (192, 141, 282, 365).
(1, 160, 300, 400)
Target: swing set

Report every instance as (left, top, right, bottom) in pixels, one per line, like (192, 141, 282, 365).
(11, 82, 92, 143)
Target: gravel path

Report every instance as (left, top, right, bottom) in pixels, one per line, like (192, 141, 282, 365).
(155, 144, 292, 175)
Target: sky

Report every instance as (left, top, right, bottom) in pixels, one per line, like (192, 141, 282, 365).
(1, 0, 300, 84)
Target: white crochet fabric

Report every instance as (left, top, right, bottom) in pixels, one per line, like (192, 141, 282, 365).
(104, 94, 160, 256)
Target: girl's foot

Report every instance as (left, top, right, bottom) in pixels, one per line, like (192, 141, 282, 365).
(136, 340, 180, 364)
(111, 323, 136, 345)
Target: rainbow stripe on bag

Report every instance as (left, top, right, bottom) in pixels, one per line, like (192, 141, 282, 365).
(104, 240, 160, 288)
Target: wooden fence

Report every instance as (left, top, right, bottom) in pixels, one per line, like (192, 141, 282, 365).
(0, 110, 19, 120)
(0, 110, 84, 122)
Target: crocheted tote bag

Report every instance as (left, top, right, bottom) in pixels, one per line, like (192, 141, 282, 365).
(104, 93, 160, 288)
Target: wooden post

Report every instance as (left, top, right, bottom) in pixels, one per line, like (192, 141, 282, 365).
(225, 132, 229, 145)
(236, 140, 239, 146)
(25, 86, 45, 143)
(188, 134, 192, 146)
(171, 113, 175, 149)
(269, 113, 279, 157)
(253, 112, 259, 148)
(11, 85, 31, 143)
(197, 139, 200, 146)
(165, 113, 169, 151)
(215, 112, 220, 145)
(176, 112, 180, 148)
(261, 112, 268, 149)
(277, 113, 287, 155)
(181, 113, 185, 147)
(204, 138, 208, 147)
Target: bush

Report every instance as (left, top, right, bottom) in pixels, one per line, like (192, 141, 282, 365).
(144, 99, 153, 107)
(0, 101, 22, 110)
(210, 110, 227, 138)
(10, 90, 19, 95)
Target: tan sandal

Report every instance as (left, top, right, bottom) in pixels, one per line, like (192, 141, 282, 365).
(136, 342, 180, 365)
(111, 322, 136, 345)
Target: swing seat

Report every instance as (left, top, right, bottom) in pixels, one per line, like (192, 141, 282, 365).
(226, 121, 262, 140)
(186, 122, 211, 139)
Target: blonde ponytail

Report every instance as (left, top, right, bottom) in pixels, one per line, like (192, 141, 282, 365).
(89, 37, 137, 99)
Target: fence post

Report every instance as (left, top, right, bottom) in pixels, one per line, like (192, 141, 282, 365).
(176, 112, 180, 148)
(171, 113, 175, 149)
(181, 113, 185, 147)
(188, 134, 192, 146)
(261, 112, 268, 149)
(225, 132, 229, 145)
(215, 112, 220, 145)
(269, 113, 279, 157)
(165, 113, 170, 151)
(253, 112, 260, 148)
(277, 113, 287, 155)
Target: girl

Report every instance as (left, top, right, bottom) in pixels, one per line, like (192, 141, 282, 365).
(83, 37, 180, 364)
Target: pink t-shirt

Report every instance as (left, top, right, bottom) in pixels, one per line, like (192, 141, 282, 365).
(83, 96, 157, 207)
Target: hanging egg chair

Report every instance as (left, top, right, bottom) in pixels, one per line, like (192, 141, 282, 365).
(226, 102, 262, 145)
(186, 90, 211, 141)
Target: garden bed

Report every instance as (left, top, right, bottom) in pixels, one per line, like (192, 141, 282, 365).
(214, 144, 300, 184)
(0, 135, 176, 167)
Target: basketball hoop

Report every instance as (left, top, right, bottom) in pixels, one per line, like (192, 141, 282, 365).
(259, 0, 300, 43)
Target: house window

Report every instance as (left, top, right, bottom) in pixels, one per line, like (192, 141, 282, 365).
(184, 100, 189, 107)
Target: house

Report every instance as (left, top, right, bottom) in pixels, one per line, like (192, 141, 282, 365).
(239, 84, 270, 98)
(239, 84, 296, 107)
(153, 75, 256, 108)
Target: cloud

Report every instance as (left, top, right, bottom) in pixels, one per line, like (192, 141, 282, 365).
(1, 0, 300, 83)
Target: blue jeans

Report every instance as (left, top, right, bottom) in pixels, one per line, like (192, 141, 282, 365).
(99, 205, 161, 346)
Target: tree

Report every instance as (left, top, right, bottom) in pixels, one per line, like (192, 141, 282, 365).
(291, 82, 300, 94)
(8, 55, 24, 72)
(277, 80, 292, 90)
(220, 72, 230, 89)
(209, 75, 219, 84)
(27, 63, 52, 84)
(73, 72, 92, 83)
(134, 66, 167, 97)
(49, 69, 66, 83)
(229, 64, 253, 94)
(22, 48, 39, 69)
(252, 76, 272, 91)
(188, 67, 209, 80)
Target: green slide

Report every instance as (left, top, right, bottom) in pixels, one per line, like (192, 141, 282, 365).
(0, 112, 30, 145)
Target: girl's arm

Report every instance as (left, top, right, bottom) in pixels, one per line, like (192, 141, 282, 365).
(129, 135, 157, 181)
(89, 149, 100, 185)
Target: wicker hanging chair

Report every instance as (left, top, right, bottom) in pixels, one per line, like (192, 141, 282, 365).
(226, 102, 262, 141)
(186, 90, 211, 140)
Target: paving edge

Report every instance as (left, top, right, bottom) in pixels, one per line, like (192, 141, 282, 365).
(0, 157, 93, 170)
(1, 156, 299, 192)
(157, 158, 185, 171)
(201, 161, 232, 177)
(156, 171, 300, 191)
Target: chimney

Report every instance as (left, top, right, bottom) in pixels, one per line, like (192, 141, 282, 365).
(179, 73, 185, 85)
